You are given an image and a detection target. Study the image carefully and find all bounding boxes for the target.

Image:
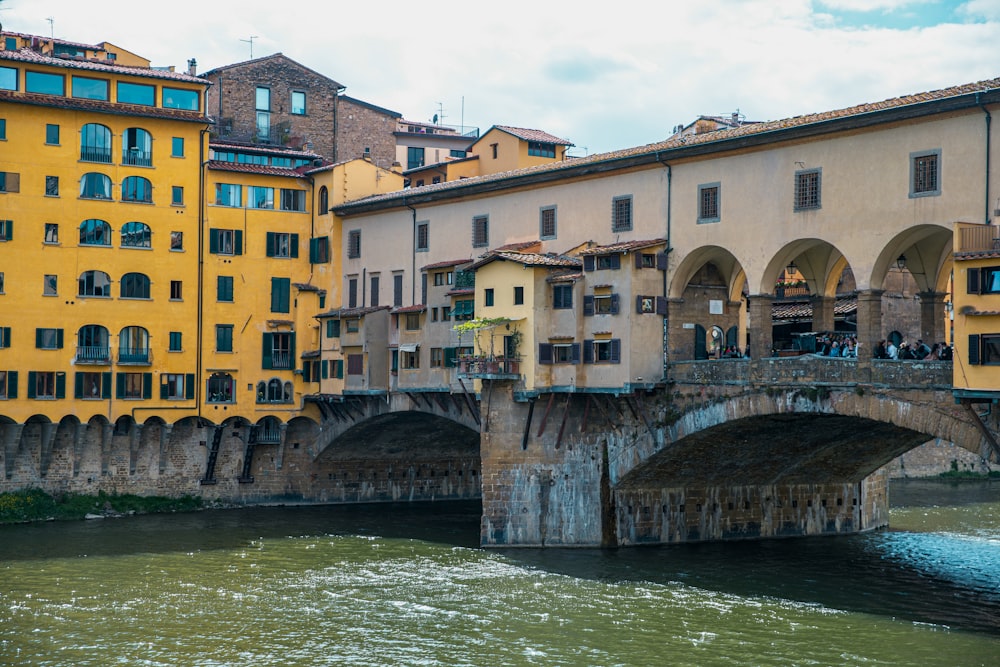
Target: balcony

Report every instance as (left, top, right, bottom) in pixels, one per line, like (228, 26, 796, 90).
(254, 427, 282, 444)
(80, 146, 112, 163)
(958, 225, 1000, 253)
(271, 351, 293, 370)
(457, 356, 520, 380)
(122, 149, 152, 167)
(118, 348, 151, 365)
(75, 345, 111, 364)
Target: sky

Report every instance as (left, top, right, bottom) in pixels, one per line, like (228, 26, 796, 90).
(2, 0, 999, 156)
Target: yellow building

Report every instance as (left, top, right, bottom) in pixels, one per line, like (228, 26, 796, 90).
(0, 33, 209, 423)
(952, 221, 1000, 399)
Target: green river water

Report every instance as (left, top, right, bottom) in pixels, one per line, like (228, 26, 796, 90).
(1, 479, 998, 666)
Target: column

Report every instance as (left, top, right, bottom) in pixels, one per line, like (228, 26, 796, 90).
(747, 294, 774, 358)
(73, 422, 88, 477)
(3, 423, 24, 480)
(810, 295, 836, 333)
(158, 424, 173, 475)
(918, 291, 947, 344)
(129, 423, 144, 476)
(39, 422, 58, 479)
(855, 289, 885, 361)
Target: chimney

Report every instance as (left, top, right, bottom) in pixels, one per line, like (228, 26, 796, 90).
(187, 58, 197, 76)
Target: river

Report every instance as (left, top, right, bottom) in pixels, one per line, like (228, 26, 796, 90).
(1, 479, 997, 666)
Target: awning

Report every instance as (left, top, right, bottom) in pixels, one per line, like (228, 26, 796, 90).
(399, 343, 418, 352)
(450, 299, 474, 318)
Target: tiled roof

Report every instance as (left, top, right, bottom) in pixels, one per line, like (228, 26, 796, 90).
(341, 95, 401, 118)
(0, 47, 206, 83)
(493, 240, 541, 252)
(772, 296, 857, 320)
(335, 75, 1000, 214)
(316, 305, 391, 319)
(292, 283, 322, 292)
(578, 239, 667, 255)
(546, 271, 584, 283)
(955, 251, 1000, 260)
(207, 160, 310, 178)
(421, 258, 472, 271)
(391, 304, 426, 314)
(468, 251, 582, 270)
(446, 288, 475, 296)
(491, 125, 574, 146)
(1, 31, 99, 51)
(0, 89, 209, 123)
(201, 53, 344, 90)
(210, 141, 323, 160)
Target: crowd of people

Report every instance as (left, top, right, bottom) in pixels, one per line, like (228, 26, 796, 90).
(872, 338, 952, 360)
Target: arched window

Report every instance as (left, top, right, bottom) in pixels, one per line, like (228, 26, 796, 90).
(257, 416, 282, 443)
(256, 378, 291, 403)
(283, 381, 293, 403)
(78, 270, 112, 297)
(80, 123, 112, 163)
(318, 186, 329, 214)
(79, 173, 112, 199)
(119, 272, 150, 299)
(76, 324, 110, 363)
(207, 373, 234, 403)
(122, 127, 152, 166)
(118, 326, 150, 364)
(120, 221, 151, 248)
(256, 381, 267, 403)
(122, 176, 152, 203)
(80, 219, 112, 246)
(267, 378, 283, 402)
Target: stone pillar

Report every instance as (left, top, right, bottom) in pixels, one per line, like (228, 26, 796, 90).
(275, 423, 288, 470)
(918, 291, 947, 344)
(855, 289, 885, 360)
(39, 422, 58, 479)
(747, 294, 774, 358)
(73, 422, 88, 476)
(101, 423, 114, 477)
(810, 295, 836, 333)
(129, 424, 144, 476)
(3, 423, 24, 480)
(158, 424, 173, 475)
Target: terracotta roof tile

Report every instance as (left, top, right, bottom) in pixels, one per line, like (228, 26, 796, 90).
(421, 258, 473, 271)
(492, 125, 574, 146)
(210, 141, 323, 160)
(546, 271, 584, 283)
(578, 239, 667, 256)
(446, 288, 475, 296)
(392, 304, 426, 314)
(0, 89, 208, 123)
(468, 251, 582, 270)
(493, 240, 542, 252)
(0, 47, 206, 83)
(207, 160, 310, 178)
(772, 296, 857, 320)
(316, 305, 391, 318)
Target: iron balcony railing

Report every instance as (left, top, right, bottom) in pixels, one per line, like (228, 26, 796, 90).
(457, 356, 520, 378)
(271, 351, 293, 369)
(255, 427, 281, 444)
(76, 345, 111, 364)
(122, 149, 152, 167)
(118, 348, 151, 365)
(80, 146, 112, 163)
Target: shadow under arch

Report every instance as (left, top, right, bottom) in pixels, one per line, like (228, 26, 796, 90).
(869, 223, 952, 293)
(759, 238, 851, 297)
(318, 411, 480, 462)
(669, 245, 747, 302)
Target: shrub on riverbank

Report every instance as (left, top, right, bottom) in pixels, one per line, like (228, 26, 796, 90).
(0, 488, 202, 524)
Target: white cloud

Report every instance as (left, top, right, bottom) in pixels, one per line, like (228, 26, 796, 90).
(817, 0, 933, 11)
(960, 0, 1000, 20)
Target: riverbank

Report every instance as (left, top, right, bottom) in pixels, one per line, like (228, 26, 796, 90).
(0, 488, 204, 524)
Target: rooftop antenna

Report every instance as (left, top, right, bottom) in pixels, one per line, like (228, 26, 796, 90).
(46, 17, 55, 38)
(435, 102, 445, 126)
(240, 35, 258, 59)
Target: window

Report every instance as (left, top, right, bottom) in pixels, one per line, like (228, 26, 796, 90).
(291, 91, 306, 115)
(209, 228, 242, 255)
(0, 327, 10, 348)
(370, 274, 380, 307)
(43, 275, 57, 296)
(528, 141, 556, 158)
(309, 236, 330, 264)
(326, 319, 341, 338)
(28, 371, 64, 399)
(262, 332, 295, 370)
(216, 325, 234, 352)
(266, 232, 298, 258)
(585, 339, 622, 364)
(122, 176, 152, 203)
(117, 372, 152, 399)
(171, 137, 184, 157)
(170, 231, 183, 251)
(0, 171, 19, 192)
(430, 348, 443, 368)
(0, 370, 17, 400)
(348, 277, 358, 308)
(0, 219, 10, 241)
(36, 327, 64, 349)
(0, 272, 3, 293)
(514, 286, 524, 305)
(0, 118, 5, 140)
(472, 215, 489, 247)
(612, 195, 632, 232)
(78, 270, 111, 297)
(553, 284, 573, 309)
(271, 277, 290, 313)
(450, 149, 466, 158)
(120, 272, 150, 299)
(911, 150, 941, 197)
(120, 222, 151, 248)
(45, 175, 58, 196)
(117, 82, 155, 106)
(452, 299, 474, 321)
(584, 293, 620, 315)
(162, 87, 199, 111)
(401, 350, 420, 370)
(171, 186, 184, 206)
(255, 87, 270, 111)
(79, 173, 111, 199)
(170, 280, 182, 300)
(75, 371, 111, 399)
(405, 313, 421, 330)
(255, 87, 271, 141)
(416, 222, 429, 251)
(794, 169, 821, 210)
(217, 276, 234, 302)
(393, 274, 403, 307)
(80, 219, 112, 246)
(71, 76, 109, 101)
(81, 123, 112, 162)
(346, 319, 359, 333)
(484, 288, 495, 307)
(161, 373, 193, 400)
(434, 272, 445, 287)
(407, 147, 425, 170)
(540, 206, 557, 239)
(122, 127, 152, 166)
(347, 354, 364, 375)
(45, 124, 59, 145)
(75, 325, 110, 363)
(280, 188, 306, 211)
(698, 183, 720, 223)
(25, 71, 64, 96)
(348, 230, 361, 258)
(491, 143, 498, 159)
(118, 326, 150, 364)
(206, 373, 234, 403)
(215, 183, 242, 207)
(0, 66, 17, 91)
(582, 254, 621, 272)
(318, 186, 329, 214)
(169, 332, 182, 351)
(537, 343, 580, 365)
(256, 379, 293, 404)
(247, 186, 274, 209)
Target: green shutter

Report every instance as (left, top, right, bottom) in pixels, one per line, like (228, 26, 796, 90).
(55, 372, 66, 399)
(6, 220, 11, 240)
(321, 360, 329, 379)
(185, 373, 195, 399)
(0, 327, 9, 347)
(7, 371, 16, 399)
(302, 361, 311, 382)
(266, 231, 275, 257)
(116, 372, 126, 398)
(234, 229, 243, 255)
(209, 228, 219, 254)
(160, 376, 168, 399)
(74, 372, 84, 399)
(35, 328, 42, 348)
(289, 332, 296, 362)
(142, 373, 152, 399)
(102, 372, 112, 399)
(27, 371, 36, 398)
(262, 333, 273, 369)
(309, 237, 320, 263)
(444, 347, 457, 367)
(334, 360, 343, 379)
(56, 329, 64, 349)
(290, 234, 299, 258)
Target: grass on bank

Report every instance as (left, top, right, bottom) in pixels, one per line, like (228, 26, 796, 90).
(0, 488, 202, 524)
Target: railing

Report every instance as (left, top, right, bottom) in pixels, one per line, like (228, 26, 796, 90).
(80, 146, 112, 163)
(255, 427, 282, 444)
(271, 351, 293, 370)
(958, 225, 1000, 253)
(122, 149, 152, 167)
(457, 356, 520, 378)
(75, 346, 111, 364)
(118, 348, 151, 365)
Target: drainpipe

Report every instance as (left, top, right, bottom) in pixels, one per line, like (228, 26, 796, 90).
(197, 125, 210, 417)
(655, 153, 672, 377)
(976, 91, 992, 225)
(406, 199, 417, 305)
